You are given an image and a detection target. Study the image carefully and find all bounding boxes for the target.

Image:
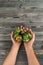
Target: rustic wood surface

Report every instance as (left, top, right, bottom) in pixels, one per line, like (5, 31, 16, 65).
(0, 0, 43, 65)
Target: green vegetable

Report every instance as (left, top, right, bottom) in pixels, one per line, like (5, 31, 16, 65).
(15, 27, 20, 33)
(23, 32, 32, 42)
(13, 27, 21, 39)
(16, 35, 22, 42)
(13, 33, 19, 38)
(21, 31, 25, 35)
(13, 26, 32, 43)
(23, 36, 30, 42)
(28, 33, 32, 39)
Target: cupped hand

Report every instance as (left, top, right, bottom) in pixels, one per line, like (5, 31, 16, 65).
(10, 31, 21, 47)
(24, 28, 35, 49)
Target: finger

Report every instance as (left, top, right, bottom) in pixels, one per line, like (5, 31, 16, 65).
(4, 33, 11, 36)
(29, 29, 34, 36)
(23, 27, 25, 31)
(11, 31, 13, 40)
(25, 28, 35, 39)
(24, 29, 27, 32)
(19, 25, 23, 30)
(31, 32, 35, 43)
(29, 29, 33, 33)
(26, 27, 31, 33)
(20, 25, 23, 29)
(26, 28, 33, 37)
(11, 32, 15, 43)
(33, 33, 35, 40)
(28, 29, 35, 41)
(26, 27, 29, 32)
(30, 30, 35, 38)
(23, 27, 28, 32)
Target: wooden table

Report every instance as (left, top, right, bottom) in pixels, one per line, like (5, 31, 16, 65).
(0, 0, 43, 65)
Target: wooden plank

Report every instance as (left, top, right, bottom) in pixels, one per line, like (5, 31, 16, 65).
(9, 0, 18, 1)
(0, 19, 43, 27)
(0, 7, 43, 18)
(0, 1, 22, 7)
(0, 0, 43, 7)
(0, 0, 8, 2)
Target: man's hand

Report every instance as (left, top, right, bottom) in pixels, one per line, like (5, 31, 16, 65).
(24, 28, 35, 49)
(2, 31, 21, 65)
(11, 31, 21, 48)
(23, 28, 40, 65)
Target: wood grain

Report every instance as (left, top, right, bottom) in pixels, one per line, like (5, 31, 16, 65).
(0, 20, 43, 65)
(0, 0, 43, 65)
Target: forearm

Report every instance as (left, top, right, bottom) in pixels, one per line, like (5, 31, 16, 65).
(2, 44, 19, 65)
(25, 47, 40, 65)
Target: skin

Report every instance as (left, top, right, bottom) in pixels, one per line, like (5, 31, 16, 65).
(24, 28, 40, 65)
(2, 27, 40, 65)
(2, 32, 21, 65)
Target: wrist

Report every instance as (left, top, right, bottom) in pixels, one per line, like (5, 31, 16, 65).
(24, 46, 33, 53)
(12, 42, 20, 48)
(12, 44, 20, 51)
(24, 43, 33, 50)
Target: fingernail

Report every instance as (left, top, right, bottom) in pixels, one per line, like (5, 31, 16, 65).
(24, 29, 27, 32)
(20, 25, 23, 29)
(26, 27, 29, 31)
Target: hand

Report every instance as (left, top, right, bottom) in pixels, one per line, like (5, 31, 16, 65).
(2, 31, 22, 65)
(10, 32, 21, 47)
(24, 28, 35, 49)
